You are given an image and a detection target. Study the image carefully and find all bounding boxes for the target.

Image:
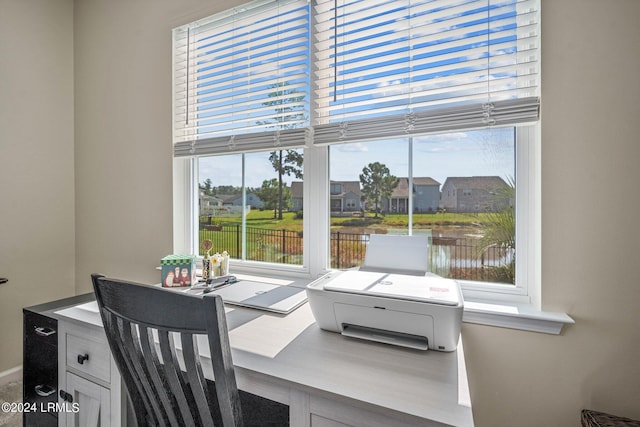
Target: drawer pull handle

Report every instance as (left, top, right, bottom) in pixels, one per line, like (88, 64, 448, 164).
(35, 327, 56, 337)
(35, 384, 56, 397)
(77, 354, 89, 365)
(60, 390, 73, 403)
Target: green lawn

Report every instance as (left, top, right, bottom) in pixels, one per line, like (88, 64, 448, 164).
(201, 209, 302, 231)
(202, 210, 488, 233)
(331, 212, 486, 229)
(199, 210, 513, 284)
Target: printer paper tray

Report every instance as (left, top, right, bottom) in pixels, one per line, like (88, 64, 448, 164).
(341, 324, 429, 350)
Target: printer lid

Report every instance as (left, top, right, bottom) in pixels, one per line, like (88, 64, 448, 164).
(323, 270, 460, 306)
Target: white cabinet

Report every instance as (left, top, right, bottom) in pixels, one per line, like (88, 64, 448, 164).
(54, 297, 472, 427)
(58, 320, 124, 427)
(64, 372, 110, 427)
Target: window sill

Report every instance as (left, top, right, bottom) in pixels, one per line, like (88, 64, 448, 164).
(185, 265, 574, 335)
(462, 300, 574, 335)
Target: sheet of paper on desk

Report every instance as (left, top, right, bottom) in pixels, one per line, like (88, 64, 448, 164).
(228, 303, 316, 358)
(213, 280, 307, 314)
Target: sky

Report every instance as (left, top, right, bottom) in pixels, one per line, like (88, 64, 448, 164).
(199, 126, 514, 190)
(331, 127, 514, 185)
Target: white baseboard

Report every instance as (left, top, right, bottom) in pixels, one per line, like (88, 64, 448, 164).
(0, 366, 22, 386)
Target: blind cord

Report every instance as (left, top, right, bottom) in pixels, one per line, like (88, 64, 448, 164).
(186, 27, 190, 126)
(333, 0, 338, 103)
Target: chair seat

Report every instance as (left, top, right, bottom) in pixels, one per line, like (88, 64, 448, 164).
(581, 409, 640, 427)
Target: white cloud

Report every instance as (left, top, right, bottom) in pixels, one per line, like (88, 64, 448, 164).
(336, 142, 369, 152)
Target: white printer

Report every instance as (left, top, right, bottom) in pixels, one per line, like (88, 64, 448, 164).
(306, 270, 463, 351)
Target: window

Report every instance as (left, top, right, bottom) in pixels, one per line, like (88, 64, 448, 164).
(197, 150, 303, 266)
(329, 127, 522, 288)
(173, 0, 540, 303)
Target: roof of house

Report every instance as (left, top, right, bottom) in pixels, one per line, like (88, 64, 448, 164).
(330, 180, 361, 197)
(294, 177, 442, 200)
(442, 176, 509, 191)
(217, 193, 243, 203)
(413, 177, 440, 187)
(390, 177, 440, 198)
(200, 194, 223, 202)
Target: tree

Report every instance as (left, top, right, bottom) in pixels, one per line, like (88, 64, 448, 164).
(213, 185, 242, 195)
(477, 180, 515, 284)
(199, 178, 213, 196)
(359, 162, 399, 218)
(257, 82, 306, 219)
(269, 150, 302, 219)
(255, 179, 293, 219)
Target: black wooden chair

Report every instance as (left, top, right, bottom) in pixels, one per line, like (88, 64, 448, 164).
(91, 273, 244, 427)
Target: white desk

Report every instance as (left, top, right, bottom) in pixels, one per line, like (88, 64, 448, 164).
(55, 277, 474, 427)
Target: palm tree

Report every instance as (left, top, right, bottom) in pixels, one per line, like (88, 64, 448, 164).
(477, 181, 515, 284)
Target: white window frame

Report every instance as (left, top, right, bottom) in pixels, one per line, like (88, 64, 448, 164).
(174, 123, 541, 307)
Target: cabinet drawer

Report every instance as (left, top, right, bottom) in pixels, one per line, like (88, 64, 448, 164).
(65, 331, 110, 384)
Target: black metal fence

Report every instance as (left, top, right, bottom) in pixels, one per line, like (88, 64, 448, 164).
(199, 224, 513, 283)
(200, 224, 303, 265)
(330, 231, 369, 269)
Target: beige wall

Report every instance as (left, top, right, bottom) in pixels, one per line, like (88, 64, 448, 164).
(2, 0, 639, 424)
(72, 0, 239, 291)
(464, 1, 640, 425)
(0, 0, 76, 372)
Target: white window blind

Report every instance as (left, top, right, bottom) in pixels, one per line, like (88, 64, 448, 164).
(173, 0, 540, 154)
(173, 0, 310, 157)
(312, 96, 538, 144)
(312, 0, 539, 143)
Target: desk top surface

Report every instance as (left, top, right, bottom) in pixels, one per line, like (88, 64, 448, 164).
(52, 274, 473, 427)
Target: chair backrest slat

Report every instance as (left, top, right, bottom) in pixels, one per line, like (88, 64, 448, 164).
(138, 326, 181, 426)
(158, 330, 197, 426)
(181, 333, 216, 426)
(106, 312, 159, 426)
(91, 274, 244, 427)
(205, 295, 244, 425)
(120, 318, 169, 426)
